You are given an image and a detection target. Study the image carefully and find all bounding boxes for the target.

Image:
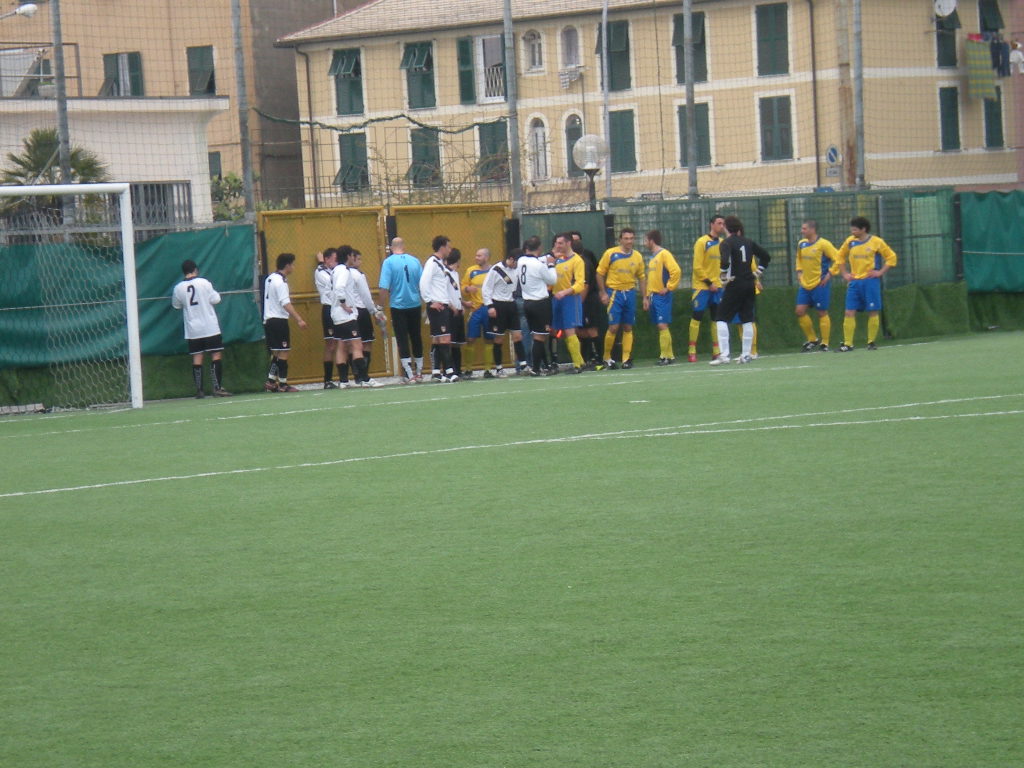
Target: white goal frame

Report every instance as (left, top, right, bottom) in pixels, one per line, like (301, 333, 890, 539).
(0, 183, 143, 408)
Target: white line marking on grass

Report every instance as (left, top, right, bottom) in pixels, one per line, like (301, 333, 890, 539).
(3, 404, 1021, 499)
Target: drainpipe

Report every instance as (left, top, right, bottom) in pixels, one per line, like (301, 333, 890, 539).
(807, 0, 822, 189)
(297, 48, 321, 208)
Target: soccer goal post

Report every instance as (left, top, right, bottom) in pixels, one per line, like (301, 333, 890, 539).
(0, 183, 143, 409)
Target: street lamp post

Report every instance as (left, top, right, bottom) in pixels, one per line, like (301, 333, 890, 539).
(0, 3, 38, 21)
(572, 134, 609, 212)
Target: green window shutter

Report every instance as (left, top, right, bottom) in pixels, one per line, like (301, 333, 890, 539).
(208, 151, 222, 179)
(335, 133, 369, 191)
(597, 21, 631, 91)
(333, 49, 363, 115)
(935, 17, 958, 67)
(984, 88, 1004, 148)
(408, 128, 441, 187)
(939, 87, 960, 150)
(187, 46, 215, 95)
(756, 4, 789, 76)
(127, 52, 144, 96)
(978, 0, 1004, 32)
(760, 96, 792, 160)
(677, 103, 711, 167)
(565, 117, 584, 178)
(477, 119, 509, 182)
(673, 12, 707, 84)
(404, 43, 435, 109)
(102, 53, 118, 95)
(609, 109, 636, 172)
(457, 37, 476, 104)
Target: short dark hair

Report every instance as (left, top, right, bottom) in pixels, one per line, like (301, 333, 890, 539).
(507, 247, 522, 262)
(570, 240, 583, 255)
(322, 247, 338, 262)
(181, 259, 197, 276)
(446, 248, 461, 265)
(802, 220, 818, 232)
(646, 230, 662, 246)
(569, 230, 582, 240)
(336, 245, 354, 264)
(276, 253, 296, 271)
(432, 235, 450, 252)
(850, 216, 871, 232)
(710, 213, 725, 225)
(619, 227, 635, 238)
(723, 215, 743, 235)
(523, 235, 542, 253)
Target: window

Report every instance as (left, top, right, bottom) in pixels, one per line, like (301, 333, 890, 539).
(939, 86, 960, 150)
(677, 103, 711, 167)
(596, 20, 631, 91)
(477, 119, 509, 183)
(978, 0, 1004, 32)
(609, 109, 636, 173)
(330, 48, 363, 115)
(528, 119, 548, 180)
(334, 133, 369, 191)
(100, 52, 144, 97)
(759, 95, 792, 160)
(562, 26, 580, 68)
(935, 12, 960, 67)
(456, 35, 506, 104)
(565, 115, 584, 177)
(523, 31, 543, 71)
(756, 4, 789, 76)
(400, 41, 435, 109)
(187, 46, 215, 96)
(984, 87, 1004, 148)
(407, 127, 441, 187)
(672, 12, 707, 83)
(208, 152, 222, 179)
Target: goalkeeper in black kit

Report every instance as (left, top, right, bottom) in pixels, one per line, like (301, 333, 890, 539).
(711, 215, 770, 365)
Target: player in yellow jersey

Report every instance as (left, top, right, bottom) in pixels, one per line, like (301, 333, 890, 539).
(550, 233, 587, 373)
(794, 219, 840, 352)
(688, 214, 726, 362)
(834, 216, 898, 352)
(462, 247, 492, 376)
(596, 227, 647, 369)
(644, 230, 682, 365)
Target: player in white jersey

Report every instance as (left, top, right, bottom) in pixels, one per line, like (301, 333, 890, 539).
(419, 235, 460, 382)
(263, 252, 307, 392)
(330, 246, 367, 387)
(517, 235, 557, 375)
(481, 249, 529, 376)
(445, 248, 470, 377)
(171, 259, 231, 398)
(314, 248, 340, 388)
(348, 249, 385, 387)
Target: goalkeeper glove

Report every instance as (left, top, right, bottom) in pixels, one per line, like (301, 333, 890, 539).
(720, 269, 733, 284)
(753, 264, 766, 278)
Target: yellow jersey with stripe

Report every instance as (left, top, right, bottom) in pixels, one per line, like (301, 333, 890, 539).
(795, 237, 840, 290)
(597, 248, 645, 291)
(554, 253, 586, 295)
(461, 265, 489, 310)
(647, 248, 682, 295)
(692, 234, 723, 290)
(835, 235, 898, 280)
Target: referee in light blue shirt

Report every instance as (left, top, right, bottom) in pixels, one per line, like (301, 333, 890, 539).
(378, 236, 424, 381)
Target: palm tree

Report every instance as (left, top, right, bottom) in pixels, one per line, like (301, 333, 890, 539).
(1, 127, 110, 186)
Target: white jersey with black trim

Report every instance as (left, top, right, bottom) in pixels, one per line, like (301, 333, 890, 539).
(419, 255, 457, 305)
(172, 276, 222, 339)
(517, 254, 557, 300)
(329, 264, 359, 324)
(350, 269, 376, 310)
(446, 266, 462, 309)
(482, 262, 517, 305)
(263, 271, 292, 320)
(314, 264, 335, 305)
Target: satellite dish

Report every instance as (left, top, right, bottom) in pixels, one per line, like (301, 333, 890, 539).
(933, 0, 957, 18)
(571, 134, 609, 172)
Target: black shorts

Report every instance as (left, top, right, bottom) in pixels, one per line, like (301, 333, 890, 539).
(582, 293, 603, 329)
(450, 311, 466, 344)
(523, 298, 552, 335)
(356, 307, 375, 343)
(334, 319, 361, 342)
(187, 334, 223, 355)
(717, 282, 757, 325)
(264, 318, 290, 352)
(321, 305, 335, 339)
(488, 301, 519, 335)
(426, 305, 454, 337)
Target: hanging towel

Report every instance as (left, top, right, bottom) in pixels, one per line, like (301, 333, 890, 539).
(966, 40, 997, 99)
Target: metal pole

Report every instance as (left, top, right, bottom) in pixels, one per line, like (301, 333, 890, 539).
(118, 186, 143, 408)
(503, 0, 523, 217)
(231, 0, 256, 219)
(49, 0, 72, 184)
(852, 0, 866, 188)
(601, 0, 612, 203)
(683, 0, 697, 197)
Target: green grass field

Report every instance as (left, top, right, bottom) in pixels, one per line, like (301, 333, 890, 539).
(2, 334, 1023, 767)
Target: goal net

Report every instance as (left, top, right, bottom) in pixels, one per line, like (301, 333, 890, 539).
(0, 183, 142, 410)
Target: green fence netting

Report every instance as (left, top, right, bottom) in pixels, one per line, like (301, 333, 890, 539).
(961, 190, 1024, 293)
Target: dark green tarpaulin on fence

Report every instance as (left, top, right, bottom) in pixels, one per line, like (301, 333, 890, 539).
(961, 191, 1024, 292)
(0, 224, 263, 368)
